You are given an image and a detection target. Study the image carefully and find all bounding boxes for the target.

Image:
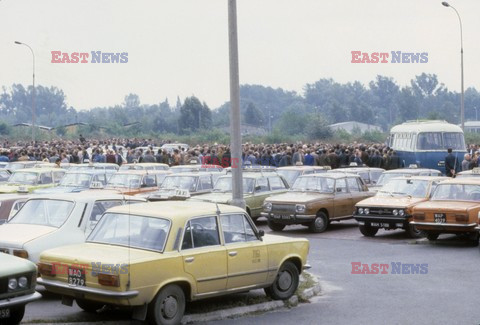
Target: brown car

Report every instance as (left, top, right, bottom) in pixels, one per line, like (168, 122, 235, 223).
(261, 173, 373, 233)
(411, 178, 480, 246)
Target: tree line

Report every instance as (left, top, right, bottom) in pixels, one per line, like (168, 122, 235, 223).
(1, 73, 479, 140)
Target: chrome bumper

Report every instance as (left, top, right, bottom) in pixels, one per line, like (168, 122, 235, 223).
(0, 291, 42, 308)
(410, 222, 477, 229)
(37, 278, 139, 299)
(261, 212, 316, 223)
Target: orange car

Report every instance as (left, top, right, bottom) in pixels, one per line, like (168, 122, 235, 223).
(411, 178, 480, 246)
(103, 170, 171, 195)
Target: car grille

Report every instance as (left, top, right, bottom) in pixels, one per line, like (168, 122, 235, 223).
(272, 204, 296, 213)
(367, 208, 393, 215)
(0, 278, 7, 294)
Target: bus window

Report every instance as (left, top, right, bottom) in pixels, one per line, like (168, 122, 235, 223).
(417, 132, 443, 150)
(443, 133, 465, 150)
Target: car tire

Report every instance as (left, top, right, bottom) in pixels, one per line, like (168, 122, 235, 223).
(2, 305, 25, 325)
(405, 224, 425, 238)
(76, 299, 105, 313)
(359, 225, 378, 237)
(267, 219, 286, 232)
(467, 232, 479, 247)
(309, 212, 328, 233)
(148, 284, 185, 325)
(264, 261, 299, 300)
(426, 233, 439, 241)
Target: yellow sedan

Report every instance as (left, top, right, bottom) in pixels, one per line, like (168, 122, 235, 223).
(38, 201, 310, 325)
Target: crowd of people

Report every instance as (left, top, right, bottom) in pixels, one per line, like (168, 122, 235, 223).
(0, 137, 413, 171)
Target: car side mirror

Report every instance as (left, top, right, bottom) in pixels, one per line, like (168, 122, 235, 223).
(258, 230, 265, 239)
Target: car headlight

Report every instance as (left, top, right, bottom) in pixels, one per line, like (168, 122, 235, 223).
(398, 209, 405, 216)
(8, 278, 17, 290)
(358, 208, 364, 214)
(18, 276, 28, 288)
(264, 202, 272, 212)
(364, 208, 370, 215)
(393, 209, 399, 216)
(13, 249, 28, 259)
(296, 204, 306, 213)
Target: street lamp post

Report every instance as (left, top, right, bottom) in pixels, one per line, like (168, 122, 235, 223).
(14, 41, 36, 143)
(228, 0, 245, 209)
(442, 2, 464, 131)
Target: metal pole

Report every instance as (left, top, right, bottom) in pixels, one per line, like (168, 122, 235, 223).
(228, 0, 245, 209)
(442, 2, 464, 130)
(14, 41, 35, 143)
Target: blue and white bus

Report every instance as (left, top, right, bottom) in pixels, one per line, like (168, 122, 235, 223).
(388, 120, 466, 172)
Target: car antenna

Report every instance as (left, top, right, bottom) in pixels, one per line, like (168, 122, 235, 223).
(124, 189, 131, 291)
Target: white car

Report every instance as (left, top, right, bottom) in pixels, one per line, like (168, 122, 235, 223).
(0, 193, 145, 263)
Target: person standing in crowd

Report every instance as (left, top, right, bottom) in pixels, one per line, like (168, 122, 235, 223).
(369, 150, 383, 168)
(462, 153, 471, 171)
(304, 149, 314, 166)
(387, 150, 403, 169)
(445, 148, 460, 177)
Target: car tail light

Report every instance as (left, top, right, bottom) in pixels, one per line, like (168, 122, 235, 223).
(455, 215, 468, 222)
(13, 250, 29, 259)
(98, 273, 120, 287)
(413, 213, 425, 220)
(38, 263, 55, 277)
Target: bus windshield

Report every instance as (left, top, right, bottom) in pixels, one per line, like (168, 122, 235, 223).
(417, 132, 465, 150)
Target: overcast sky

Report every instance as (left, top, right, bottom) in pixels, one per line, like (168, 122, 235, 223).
(1, 0, 479, 111)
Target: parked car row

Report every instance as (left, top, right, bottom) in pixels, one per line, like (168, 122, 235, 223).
(0, 163, 313, 325)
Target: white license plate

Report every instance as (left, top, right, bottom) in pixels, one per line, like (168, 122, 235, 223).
(434, 214, 446, 223)
(274, 215, 290, 220)
(68, 267, 86, 287)
(0, 308, 10, 319)
(371, 222, 389, 228)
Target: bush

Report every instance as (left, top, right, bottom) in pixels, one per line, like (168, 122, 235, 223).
(465, 132, 480, 145)
(360, 130, 387, 143)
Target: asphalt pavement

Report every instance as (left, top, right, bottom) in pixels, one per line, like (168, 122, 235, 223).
(23, 219, 480, 324)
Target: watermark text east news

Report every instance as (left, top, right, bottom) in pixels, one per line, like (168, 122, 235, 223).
(351, 262, 428, 274)
(351, 51, 428, 63)
(51, 51, 128, 63)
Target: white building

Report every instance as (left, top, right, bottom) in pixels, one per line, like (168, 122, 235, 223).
(329, 121, 382, 134)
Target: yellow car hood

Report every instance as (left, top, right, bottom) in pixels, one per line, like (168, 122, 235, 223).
(357, 196, 426, 208)
(0, 224, 57, 246)
(266, 191, 332, 204)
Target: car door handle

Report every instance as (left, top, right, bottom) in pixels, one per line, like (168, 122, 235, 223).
(185, 257, 195, 263)
(228, 251, 237, 257)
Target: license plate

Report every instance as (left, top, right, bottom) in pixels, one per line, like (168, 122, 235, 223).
(273, 215, 290, 220)
(68, 267, 86, 287)
(0, 308, 10, 319)
(434, 213, 446, 223)
(371, 222, 389, 228)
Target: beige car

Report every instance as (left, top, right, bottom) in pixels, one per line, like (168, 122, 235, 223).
(354, 176, 446, 237)
(262, 173, 373, 233)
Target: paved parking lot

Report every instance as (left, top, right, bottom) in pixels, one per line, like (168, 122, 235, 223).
(24, 219, 480, 324)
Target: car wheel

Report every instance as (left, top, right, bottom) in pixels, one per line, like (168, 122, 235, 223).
(264, 261, 299, 300)
(467, 232, 479, 247)
(359, 225, 378, 237)
(426, 233, 439, 241)
(1, 305, 25, 325)
(309, 212, 328, 233)
(148, 284, 185, 325)
(267, 219, 286, 232)
(76, 299, 105, 313)
(405, 224, 425, 238)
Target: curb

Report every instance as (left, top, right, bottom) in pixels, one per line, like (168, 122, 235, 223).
(182, 271, 321, 324)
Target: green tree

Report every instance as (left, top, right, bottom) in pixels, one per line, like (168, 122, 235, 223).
(244, 102, 264, 126)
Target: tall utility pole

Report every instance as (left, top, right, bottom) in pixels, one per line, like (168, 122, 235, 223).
(442, 2, 464, 130)
(14, 41, 36, 143)
(228, 0, 245, 209)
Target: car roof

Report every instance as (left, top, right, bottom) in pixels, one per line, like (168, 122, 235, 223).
(389, 175, 447, 182)
(113, 170, 169, 175)
(107, 201, 243, 220)
(12, 167, 64, 173)
(438, 178, 480, 185)
(382, 168, 439, 174)
(301, 172, 359, 179)
(25, 192, 142, 202)
(122, 163, 169, 167)
(65, 170, 111, 175)
(335, 167, 385, 172)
